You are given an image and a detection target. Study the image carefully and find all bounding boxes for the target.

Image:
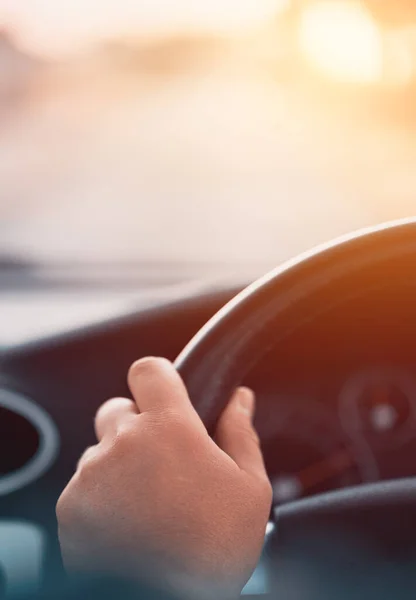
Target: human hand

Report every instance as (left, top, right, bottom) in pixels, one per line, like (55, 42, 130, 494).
(57, 357, 272, 600)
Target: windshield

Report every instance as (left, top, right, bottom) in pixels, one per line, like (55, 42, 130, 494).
(1, 1, 415, 276)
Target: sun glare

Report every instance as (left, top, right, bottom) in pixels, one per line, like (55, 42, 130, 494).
(3, 0, 282, 58)
(299, 0, 384, 84)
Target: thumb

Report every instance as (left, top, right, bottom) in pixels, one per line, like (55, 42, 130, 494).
(215, 387, 267, 479)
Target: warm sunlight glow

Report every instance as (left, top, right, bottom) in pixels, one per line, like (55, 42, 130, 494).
(3, 0, 282, 57)
(299, 1, 383, 83)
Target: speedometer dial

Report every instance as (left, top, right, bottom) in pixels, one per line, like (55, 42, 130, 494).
(258, 396, 362, 506)
(338, 367, 416, 482)
(339, 367, 416, 450)
(268, 438, 359, 505)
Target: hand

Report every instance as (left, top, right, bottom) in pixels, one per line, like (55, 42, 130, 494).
(56, 357, 272, 600)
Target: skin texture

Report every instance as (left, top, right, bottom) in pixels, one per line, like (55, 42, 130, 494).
(56, 357, 272, 600)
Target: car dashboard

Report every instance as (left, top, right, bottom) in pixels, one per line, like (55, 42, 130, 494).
(0, 273, 416, 595)
(248, 280, 416, 507)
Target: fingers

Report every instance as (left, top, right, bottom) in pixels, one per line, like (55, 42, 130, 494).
(95, 358, 201, 445)
(95, 397, 138, 442)
(127, 357, 198, 419)
(215, 388, 268, 479)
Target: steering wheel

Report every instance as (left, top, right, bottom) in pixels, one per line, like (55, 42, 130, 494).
(175, 217, 416, 597)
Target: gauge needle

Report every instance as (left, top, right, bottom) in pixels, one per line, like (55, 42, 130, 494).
(296, 449, 354, 491)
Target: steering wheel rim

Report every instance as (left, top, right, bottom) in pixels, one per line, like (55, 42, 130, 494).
(175, 217, 416, 434)
(175, 217, 416, 593)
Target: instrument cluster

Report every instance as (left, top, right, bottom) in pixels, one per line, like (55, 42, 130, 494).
(257, 367, 416, 506)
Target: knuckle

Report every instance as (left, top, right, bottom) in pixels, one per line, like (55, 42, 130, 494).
(116, 417, 141, 442)
(95, 397, 122, 420)
(95, 398, 113, 417)
(77, 446, 97, 470)
(56, 487, 76, 528)
(76, 449, 103, 486)
(111, 429, 135, 456)
(111, 419, 144, 455)
(78, 446, 100, 472)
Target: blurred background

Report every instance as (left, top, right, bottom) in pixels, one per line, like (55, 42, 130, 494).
(1, 0, 416, 282)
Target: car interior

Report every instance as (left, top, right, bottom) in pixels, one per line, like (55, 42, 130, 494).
(2, 1, 416, 598)
(2, 219, 416, 597)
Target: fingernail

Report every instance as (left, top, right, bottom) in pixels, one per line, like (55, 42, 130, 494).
(237, 387, 255, 418)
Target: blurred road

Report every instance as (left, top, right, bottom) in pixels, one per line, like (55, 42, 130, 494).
(1, 36, 415, 273)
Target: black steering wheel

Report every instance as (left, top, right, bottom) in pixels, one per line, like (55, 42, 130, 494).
(175, 217, 416, 597)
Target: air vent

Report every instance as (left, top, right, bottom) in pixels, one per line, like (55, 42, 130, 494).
(0, 390, 59, 495)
